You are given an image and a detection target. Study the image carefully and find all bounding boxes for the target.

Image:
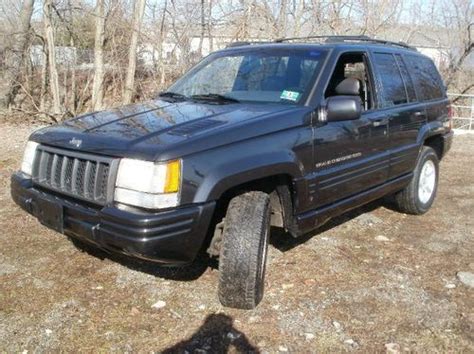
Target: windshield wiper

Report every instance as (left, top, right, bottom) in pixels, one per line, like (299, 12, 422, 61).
(191, 93, 240, 103)
(158, 91, 188, 101)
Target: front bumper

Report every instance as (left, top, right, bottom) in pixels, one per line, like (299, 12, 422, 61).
(11, 172, 215, 265)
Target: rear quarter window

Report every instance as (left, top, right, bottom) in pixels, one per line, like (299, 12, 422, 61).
(404, 55, 445, 101)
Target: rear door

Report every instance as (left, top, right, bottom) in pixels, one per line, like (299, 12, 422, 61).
(371, 51, 425, 179)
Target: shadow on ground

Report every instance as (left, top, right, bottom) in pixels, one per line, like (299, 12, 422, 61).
(162, 313, 259, 353)
(270, 198, 388, 252)
(69, 237, 216, 281)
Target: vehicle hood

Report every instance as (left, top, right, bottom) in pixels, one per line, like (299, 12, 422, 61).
(30, 99, 307, 161)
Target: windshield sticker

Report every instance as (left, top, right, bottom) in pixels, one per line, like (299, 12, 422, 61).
(280, 90, 300, 101)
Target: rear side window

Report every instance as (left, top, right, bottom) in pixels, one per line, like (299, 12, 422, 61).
(373, 53, 408, 107)
(395, 54, 417, 102)
(404, 55, 444, 101)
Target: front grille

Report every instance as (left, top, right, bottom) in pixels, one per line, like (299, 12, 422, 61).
(32, 145, 117, 205)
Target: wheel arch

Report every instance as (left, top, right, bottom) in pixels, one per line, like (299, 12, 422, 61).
(417, 121, 448, 160)
(423, 134, 444, 160)
(208, 173, 299, 244)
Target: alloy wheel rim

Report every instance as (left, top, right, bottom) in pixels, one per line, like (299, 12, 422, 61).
(418, 159, 436, 204)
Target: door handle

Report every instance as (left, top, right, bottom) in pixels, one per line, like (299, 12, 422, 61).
(372, 118, 389, 127)
(414, 111, 425, 117)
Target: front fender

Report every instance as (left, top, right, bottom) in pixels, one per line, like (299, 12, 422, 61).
(192, 150, 303, 203)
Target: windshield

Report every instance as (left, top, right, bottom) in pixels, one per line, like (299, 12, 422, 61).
(167, 48, 327, 104)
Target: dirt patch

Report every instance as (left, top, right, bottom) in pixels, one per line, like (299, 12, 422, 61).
(0, 123, 473, 352)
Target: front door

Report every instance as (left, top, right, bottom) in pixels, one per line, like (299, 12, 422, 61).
(309, 51, 390, 208)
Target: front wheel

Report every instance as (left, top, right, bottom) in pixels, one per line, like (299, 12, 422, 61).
(218, 191, 271, 309)
(393, 146, 439, 215)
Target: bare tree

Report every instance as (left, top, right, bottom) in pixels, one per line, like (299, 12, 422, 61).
(67, 0, 77, 114)
(440, 0, 473, 92)
(92, 0, 106, 110)
(207, 0, 213, 51)
(158, 0, 168, 84)
(198, 0, 205, 56)
(123, 0, 147, 104)
(358, 0, 403, 36)
(277, 0, 288, 37)
(0, 0, 35, 109)
(236, 0, 252, 40)
(0, 0, 471, 121)
(39, 38, 49, 112)
(43, 0, 62, 115)
(290, 0, 307, 37)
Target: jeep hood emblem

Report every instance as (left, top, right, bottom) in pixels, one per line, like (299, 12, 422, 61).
(69, 137, 82, 148)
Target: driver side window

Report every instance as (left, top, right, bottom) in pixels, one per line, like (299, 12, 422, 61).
(324, 52, 374, 111)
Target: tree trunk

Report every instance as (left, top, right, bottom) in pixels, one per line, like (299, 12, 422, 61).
(278, 0, 288, 38)
(0, 0, 35, 109)
(292, 0, 304, 37)
(208, 0, 214, 52)
(92, 0, 106, 110)
(123, 0, 146, 105)
(69, 44, 77, 114)
(39, 42, 48, 112)
(43, 0, 62, 115)
(68, 0, 77, 114)
(198, 0, 205, 56)
(243, 0, 251, 39)
(158, 0, 168, 86)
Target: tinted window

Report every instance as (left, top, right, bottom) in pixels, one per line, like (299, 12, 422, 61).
(373, 53, 408, 107)
(395, 54, 417, 102)
(404, 55, 444, 101)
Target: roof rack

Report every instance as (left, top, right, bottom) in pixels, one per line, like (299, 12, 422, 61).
(226, 41, 252, 48)
(225, 40, 272, 48)
(225, 35, 417, 51)
(274, 35, 417, 50)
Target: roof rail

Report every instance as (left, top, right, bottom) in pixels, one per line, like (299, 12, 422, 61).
(225, 41, 272, 48)
(274, 35, 417, 51)
(226, 41, 252, 48)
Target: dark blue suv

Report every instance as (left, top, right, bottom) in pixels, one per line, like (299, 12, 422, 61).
(11, 36, 453, 309)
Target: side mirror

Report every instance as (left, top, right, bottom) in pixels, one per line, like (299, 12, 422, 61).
(325, 96, 362, 122)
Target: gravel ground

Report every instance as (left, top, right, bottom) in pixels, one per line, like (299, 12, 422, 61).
(0, 123, 473, 352)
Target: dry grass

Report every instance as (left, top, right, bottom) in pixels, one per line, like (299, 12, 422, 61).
(0, 123, 473, 352)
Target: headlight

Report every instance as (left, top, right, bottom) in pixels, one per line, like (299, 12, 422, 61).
(114, 158, 181, 209)
(20, 141, 39, 176)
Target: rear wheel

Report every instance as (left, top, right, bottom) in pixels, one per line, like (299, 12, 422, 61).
(218, 191, 271, 309)
(393, 146, 439, 215)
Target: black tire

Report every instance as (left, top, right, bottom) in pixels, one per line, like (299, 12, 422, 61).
(218, 191, 271, 309)
(393, 146, 439, 215)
